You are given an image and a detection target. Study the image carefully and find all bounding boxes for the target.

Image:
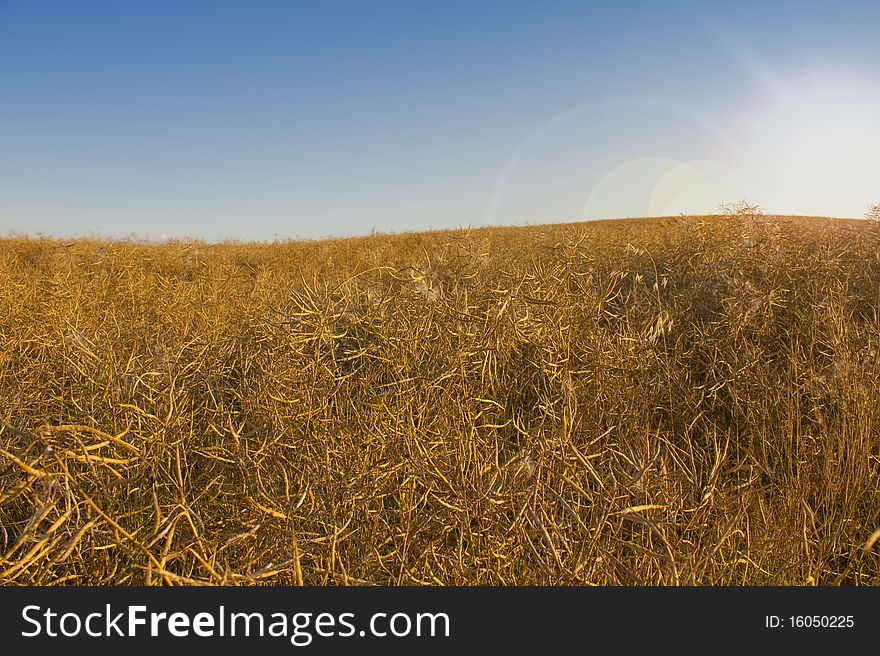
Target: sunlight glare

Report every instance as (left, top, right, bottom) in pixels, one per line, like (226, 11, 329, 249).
(733, 72, 880, 217)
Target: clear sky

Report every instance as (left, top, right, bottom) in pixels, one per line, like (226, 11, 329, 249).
(2, 0, 879, 241)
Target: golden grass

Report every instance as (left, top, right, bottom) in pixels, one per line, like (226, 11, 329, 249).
(1, 211, 879, 585)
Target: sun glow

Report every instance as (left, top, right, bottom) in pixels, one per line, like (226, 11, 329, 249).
(732, 71, 880, 217)
(492, 71, 880, 224)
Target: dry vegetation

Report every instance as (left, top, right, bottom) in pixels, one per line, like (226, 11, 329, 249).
(2, 210, 880, 585)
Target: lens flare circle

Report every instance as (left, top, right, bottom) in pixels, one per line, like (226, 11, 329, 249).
(582, 157, 740, 219)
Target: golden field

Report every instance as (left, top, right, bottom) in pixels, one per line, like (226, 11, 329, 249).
(1, 210, 879, 585)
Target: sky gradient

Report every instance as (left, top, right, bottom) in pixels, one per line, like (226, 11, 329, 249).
(2, 0, 879, 241)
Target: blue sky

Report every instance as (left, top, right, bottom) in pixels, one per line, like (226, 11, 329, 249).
(2, 1, 879, 240)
